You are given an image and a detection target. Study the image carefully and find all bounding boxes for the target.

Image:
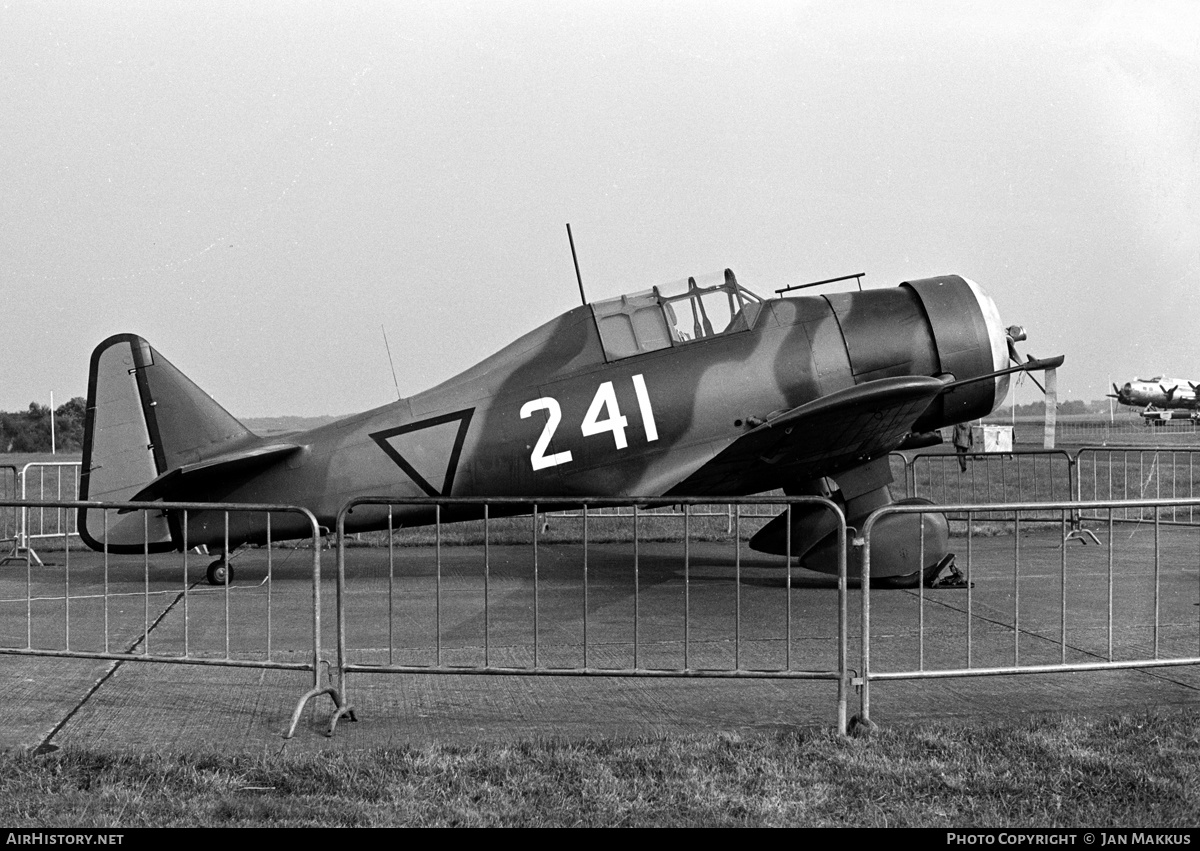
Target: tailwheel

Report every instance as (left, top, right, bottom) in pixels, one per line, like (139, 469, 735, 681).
(206, 558, 234, 586)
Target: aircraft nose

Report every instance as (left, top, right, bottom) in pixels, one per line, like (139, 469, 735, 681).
(961, 278, 1012, 411)
(901, 274, 1024, 424)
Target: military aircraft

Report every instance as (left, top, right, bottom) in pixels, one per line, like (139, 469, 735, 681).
(77, 270, 1061, 586)
(1108, 376, 1199, 416)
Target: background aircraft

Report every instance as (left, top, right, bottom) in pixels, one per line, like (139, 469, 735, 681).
(1108, 376, 1199, 415)
(77, 271, 1059, 586)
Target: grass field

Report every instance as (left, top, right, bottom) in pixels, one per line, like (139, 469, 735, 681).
(2, 708, 1197, 827)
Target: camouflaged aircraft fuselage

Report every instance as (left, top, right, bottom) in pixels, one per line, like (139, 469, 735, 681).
(78, 271, 1023, 554)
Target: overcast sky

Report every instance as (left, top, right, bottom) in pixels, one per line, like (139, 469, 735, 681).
(3, 1, 1197, 418)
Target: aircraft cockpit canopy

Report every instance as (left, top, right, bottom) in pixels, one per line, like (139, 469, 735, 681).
(591, 269, 765, 361)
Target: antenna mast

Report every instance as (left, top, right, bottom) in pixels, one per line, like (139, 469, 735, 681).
(381, 326, 401, 401)
(566, 223, 587, 305)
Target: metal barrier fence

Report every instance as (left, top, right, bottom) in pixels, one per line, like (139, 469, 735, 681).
(331, 496, 850, 737)
(854, 497, 1200, 729)
(0, 466, 17, 555)
(892, 445, 1200, 530)
(549, 501, 782, 524)
(20, 461, 81, 502)
(16, 462, 81, 563)
(0, 462, 83, 565)
(1075, 446, 1200, 526)
(903, 449, 1075, 518)
(0, 498, 346, 739)
(888, 452, 909, 494)
(1055, 419, 1199, 444)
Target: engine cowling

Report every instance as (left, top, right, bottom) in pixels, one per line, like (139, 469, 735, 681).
(820, 275, 1011, 431)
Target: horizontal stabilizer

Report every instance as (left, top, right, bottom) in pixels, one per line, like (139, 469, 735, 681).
(123, 442, 302, 509)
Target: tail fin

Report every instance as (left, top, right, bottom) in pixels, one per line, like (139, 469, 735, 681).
(78, 334, 255, 552)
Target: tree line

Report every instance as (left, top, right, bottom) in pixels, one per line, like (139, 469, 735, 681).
(0, 398, 86, 453)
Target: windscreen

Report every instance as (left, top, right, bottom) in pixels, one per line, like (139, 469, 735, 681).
(591, 269, 763, 361)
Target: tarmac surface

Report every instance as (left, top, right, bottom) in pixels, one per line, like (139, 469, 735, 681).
(3, 521, 1200, 755)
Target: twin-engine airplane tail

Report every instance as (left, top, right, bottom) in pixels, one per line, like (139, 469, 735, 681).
(78, 334, 297, 554)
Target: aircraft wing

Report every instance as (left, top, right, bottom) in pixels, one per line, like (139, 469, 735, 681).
(667, 375, 946, 495)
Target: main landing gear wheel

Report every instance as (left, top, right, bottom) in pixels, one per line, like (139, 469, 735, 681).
(872, 552, 960, 589)
(206, 559, 234, 586)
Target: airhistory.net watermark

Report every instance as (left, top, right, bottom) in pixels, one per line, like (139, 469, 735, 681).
(5, 835, 123, 845)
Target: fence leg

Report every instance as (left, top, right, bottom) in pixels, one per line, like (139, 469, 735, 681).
(1062, 511, 1101, 546)
(284, 680, 353, 739)
(0, 544, 44, 566)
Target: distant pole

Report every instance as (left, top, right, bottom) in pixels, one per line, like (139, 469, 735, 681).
(50, 391, 55, 455)
(1043, 369, 1058, 450)
(566, 223, 587, 306)
(1011, 374, 1016, 431)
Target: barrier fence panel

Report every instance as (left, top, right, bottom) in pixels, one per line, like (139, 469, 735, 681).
(1057, 419, 1200, 445)
(20, 459, 81, 539)
(904, 449, 1075, 519)
(550, 501, 783, 522)
(888, 453, 912, 498)
(331, 495, 850, 736)
(8, 462, 84, 565)
(1074, 446, 1200, 526)
(20, 461, 82, 502)
(0, 466, 17, 555)
(854, 497, 1200, 730)
(0, 498, 346, 739)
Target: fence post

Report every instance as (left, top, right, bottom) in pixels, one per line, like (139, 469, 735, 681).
(851, 525, 876, 736)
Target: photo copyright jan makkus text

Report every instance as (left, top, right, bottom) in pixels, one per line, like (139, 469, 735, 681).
(947, 835, 1192, 846)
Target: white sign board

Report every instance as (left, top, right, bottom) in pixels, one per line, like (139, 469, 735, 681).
(972, 425, 1013, 453)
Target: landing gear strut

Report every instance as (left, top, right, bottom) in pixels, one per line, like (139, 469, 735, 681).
(748, 458, 957, 587)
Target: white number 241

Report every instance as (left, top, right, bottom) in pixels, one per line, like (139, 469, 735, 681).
(520, 374, 658, 471)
